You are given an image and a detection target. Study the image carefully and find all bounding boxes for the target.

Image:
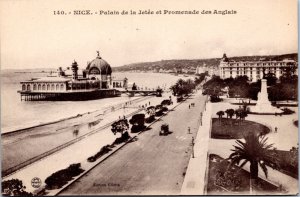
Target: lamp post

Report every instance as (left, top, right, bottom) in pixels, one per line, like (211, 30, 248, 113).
(200, 112, 203, 126)
(191, 137, 195, 158)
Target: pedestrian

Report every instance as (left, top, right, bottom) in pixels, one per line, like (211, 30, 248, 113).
(123, 115, 126, 119)
(275, 127, 278, 133)
(189, 104, 190, 109)
(149, 101, 150, 105)
(188, 127, 191, 134)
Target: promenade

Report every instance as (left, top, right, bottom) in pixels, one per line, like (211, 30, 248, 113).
(2, 96, 158, 175)
(2, 93, 172, 192)
(59, 92, 207, 195)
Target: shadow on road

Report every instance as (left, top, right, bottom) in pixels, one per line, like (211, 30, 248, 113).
(127, 137, 138, 143)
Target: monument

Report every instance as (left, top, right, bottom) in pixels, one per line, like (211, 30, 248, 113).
(251, 79, 282, 114)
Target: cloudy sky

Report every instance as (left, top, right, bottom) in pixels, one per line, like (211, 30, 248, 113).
(0, 0, 297, 69)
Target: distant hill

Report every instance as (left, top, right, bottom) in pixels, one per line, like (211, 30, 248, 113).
(112, 53, 298, 72)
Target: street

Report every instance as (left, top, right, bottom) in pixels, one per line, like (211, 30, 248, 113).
(60, 92, 207, 195)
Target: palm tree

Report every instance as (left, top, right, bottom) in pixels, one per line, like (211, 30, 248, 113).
(234, 108, 244, 125)
(216, 111, 225, 125)
(225, 108, 235, 125)
(240, 111, 248, 123)
(228, 133, 279, 193)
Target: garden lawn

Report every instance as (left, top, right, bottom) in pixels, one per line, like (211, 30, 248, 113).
(211, 118, 270, 139)
(266, 149, 298, 179)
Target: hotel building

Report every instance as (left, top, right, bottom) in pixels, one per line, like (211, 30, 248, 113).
(219, 54, 298, 82)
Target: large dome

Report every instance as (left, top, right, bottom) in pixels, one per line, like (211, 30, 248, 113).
(87, 56, 112, 75)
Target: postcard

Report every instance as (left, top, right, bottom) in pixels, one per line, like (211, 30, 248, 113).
(0, 0, 298, 195)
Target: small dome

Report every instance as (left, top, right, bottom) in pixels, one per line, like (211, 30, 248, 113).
(71, 60, 78, 70)
(87, 56, 112, 75)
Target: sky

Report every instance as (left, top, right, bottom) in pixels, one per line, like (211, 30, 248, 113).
(0, 0, 297, 70)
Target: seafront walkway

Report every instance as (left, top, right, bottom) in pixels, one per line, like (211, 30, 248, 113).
(2, 96, 145, 174)
(58, 91, 207, 195)
(208, 101, 298, 194)
(2, 94, 172, 188)
(181, 99, 211, 195)
(2, 95, 164, 175)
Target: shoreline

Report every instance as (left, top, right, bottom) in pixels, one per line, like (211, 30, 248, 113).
(1, 96, 150, 135)
(2, 92, 173, 178)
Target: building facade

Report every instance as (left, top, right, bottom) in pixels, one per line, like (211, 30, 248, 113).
(20, 52, 128, 93)
(219, 54, 298, 82)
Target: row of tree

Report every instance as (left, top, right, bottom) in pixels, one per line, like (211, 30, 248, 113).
(170, 73, 208, 97)
(216, 107, 248, 126)
(110, 99, 173, 141)
(203, 73, 298, 101)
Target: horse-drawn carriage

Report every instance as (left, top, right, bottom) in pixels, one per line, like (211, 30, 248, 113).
(159, 123, 169, 136)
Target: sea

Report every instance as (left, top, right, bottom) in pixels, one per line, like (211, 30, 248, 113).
(1, 70, 193, 133)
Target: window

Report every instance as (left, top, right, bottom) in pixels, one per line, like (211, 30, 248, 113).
(56, 84, 59, 90)
(51, 84, 55, 90)
(22, 84, 26, 91)
(33, 84, 37, 90)
(38, 84, 41, 90)
(60, 84, 64, 90)
(47, 84, 50, 90)
(42, 84, 46, 90)
(27, 84, 30, 91)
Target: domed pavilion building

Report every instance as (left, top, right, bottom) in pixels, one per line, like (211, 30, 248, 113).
(85, 52, 112, 89)
(18, 51, 129, 101)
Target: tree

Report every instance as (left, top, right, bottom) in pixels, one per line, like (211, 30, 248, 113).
(129, 114, 145, 133)
(111, 119, 129, 135)
(228, 133, 279, 193)
(280, 62, 297, 83)
(170, 78, 195, 96)
(264, 73, 277, 86)
(155, 105, 164, 116)
(216, 111, 225, 124)
(111, 119, 130, 144)
(145, 106, 156, 123)
(2, 179, 33, 196)
(225, 109, 235, 119)
(240, 110, 248, 123)
(225, 109, 235, 125)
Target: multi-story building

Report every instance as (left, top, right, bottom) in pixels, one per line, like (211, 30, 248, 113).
(219, 54, 298, 82)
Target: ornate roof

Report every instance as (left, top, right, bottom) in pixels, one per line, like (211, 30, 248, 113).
(86, 53, 112, 75)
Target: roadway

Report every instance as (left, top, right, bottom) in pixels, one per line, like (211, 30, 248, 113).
(60, 92, 207, 195)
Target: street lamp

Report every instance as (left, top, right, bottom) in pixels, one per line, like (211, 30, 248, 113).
(191, 137, 195, 158)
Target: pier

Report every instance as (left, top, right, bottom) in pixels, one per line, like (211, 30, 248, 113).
(18, 89, 120, 101)
(119, 89, 160, 97)
(18, 89, 160, 101)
